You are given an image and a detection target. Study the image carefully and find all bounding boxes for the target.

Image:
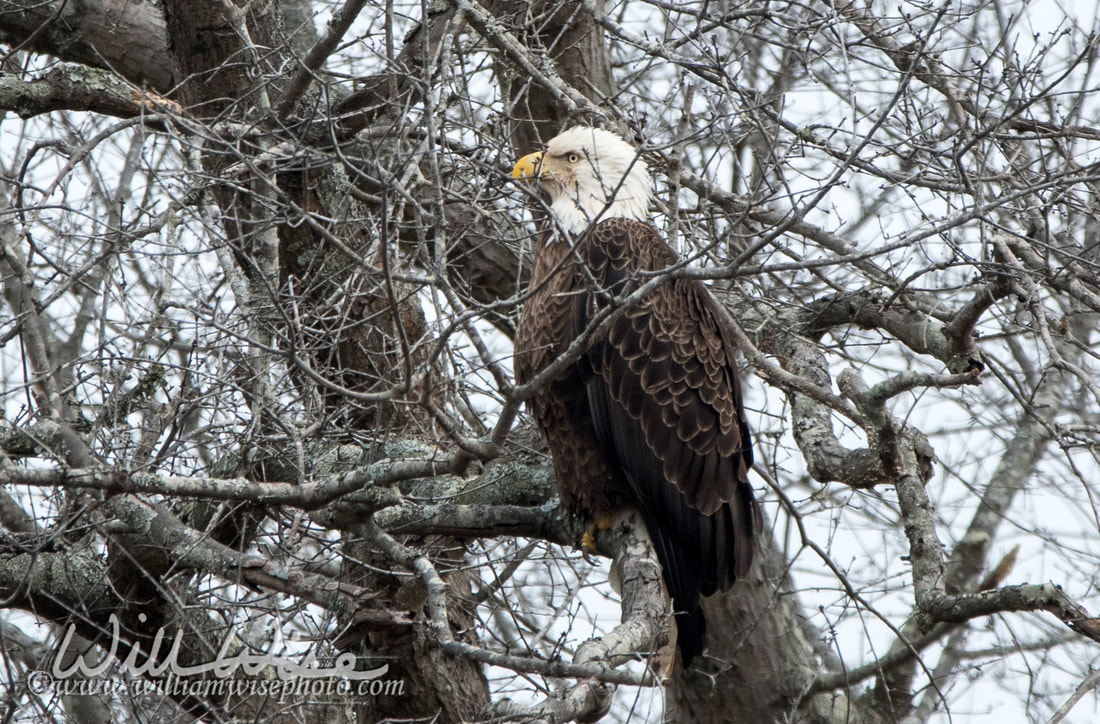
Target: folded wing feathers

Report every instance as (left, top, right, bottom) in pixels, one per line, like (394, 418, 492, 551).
(578, 218, 756, 582)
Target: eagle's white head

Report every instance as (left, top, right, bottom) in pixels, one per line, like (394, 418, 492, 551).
(512, 127, 653, 234)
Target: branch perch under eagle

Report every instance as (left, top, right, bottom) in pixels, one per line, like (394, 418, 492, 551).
(511, 127, 760, 666)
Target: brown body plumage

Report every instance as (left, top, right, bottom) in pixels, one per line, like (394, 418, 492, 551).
(512, 128, 758, 665)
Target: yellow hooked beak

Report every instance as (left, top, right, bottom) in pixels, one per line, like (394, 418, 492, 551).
(512, 151, 544, 181)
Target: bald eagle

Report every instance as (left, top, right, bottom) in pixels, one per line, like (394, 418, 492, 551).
(511, 127, 759, 666)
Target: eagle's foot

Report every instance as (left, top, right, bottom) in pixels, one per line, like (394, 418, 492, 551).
(581, 513, 615, 559)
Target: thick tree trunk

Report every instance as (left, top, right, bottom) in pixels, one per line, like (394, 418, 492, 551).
(0, 0, 171, 90)
(667, 533, 878, 723)
(158, 1, 491, 720)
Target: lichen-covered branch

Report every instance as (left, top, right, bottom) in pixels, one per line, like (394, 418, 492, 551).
(0, 64, 181, 119)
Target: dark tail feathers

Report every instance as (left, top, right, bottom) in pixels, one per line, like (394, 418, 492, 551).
(675, 607, 706, 666)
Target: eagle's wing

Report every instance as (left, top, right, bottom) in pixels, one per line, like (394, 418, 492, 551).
(574, 219, 758, 603)
(514, 236, 624, 516)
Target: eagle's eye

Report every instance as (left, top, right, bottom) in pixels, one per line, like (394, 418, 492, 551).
(566, 152, 581, 164)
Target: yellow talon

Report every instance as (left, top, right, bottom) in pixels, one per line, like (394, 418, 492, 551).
(581, 513, 615, 555)
(582, 528, 598, 555)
